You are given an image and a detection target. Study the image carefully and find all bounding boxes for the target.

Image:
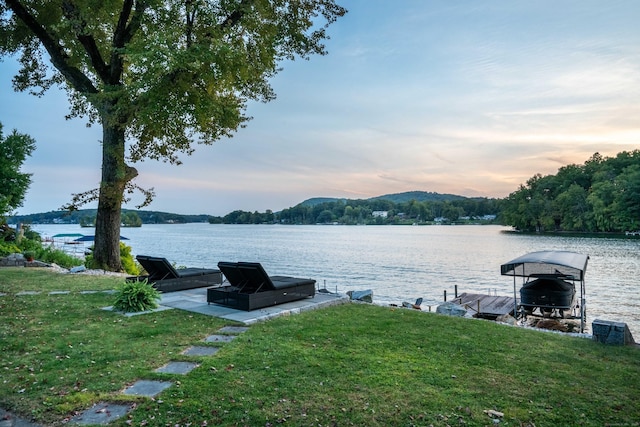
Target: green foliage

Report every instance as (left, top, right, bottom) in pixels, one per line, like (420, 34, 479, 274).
(122, 211, 142, 227)
(10, 209, 212, 225)
(0, 242, 20, 256)
(216, 196, 501, 225)
(112, 279, 161, 313)
(0, 122, 36, 216)
(0, 223, 84, 266)
(501, 150, 640, 233)
(85, 242, 139, 275)
(36, 246, 84, 269)
(1, 0, 347, 270)
(119, 242, 139, 275)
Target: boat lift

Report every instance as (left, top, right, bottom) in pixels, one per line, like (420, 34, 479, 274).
(501, 250, 589, 333)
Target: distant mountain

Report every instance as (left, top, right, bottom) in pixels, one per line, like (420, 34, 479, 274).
(369, 191, 467, 203)
(299, 197, 347, 207)
(299, 191, 469, 207)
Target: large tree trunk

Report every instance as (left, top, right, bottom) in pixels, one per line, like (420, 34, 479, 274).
(92, 117, 128, 271)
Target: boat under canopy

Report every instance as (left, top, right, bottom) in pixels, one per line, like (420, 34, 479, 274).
(501, 250, 589, 332)
(500, 250, 588, 281)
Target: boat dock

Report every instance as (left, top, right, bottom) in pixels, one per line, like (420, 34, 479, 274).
(451, 292, 516, 319)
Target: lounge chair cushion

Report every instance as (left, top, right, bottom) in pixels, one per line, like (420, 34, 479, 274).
(217, 261, 315, 291)
(137, 255, 220, 280)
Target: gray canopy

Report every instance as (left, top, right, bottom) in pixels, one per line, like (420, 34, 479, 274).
(500, 250, 589, 281)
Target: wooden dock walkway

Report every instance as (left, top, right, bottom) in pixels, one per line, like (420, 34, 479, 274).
(451, 292, 516, 319)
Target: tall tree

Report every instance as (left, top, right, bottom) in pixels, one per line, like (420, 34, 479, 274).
(0, 122, 36, 217)
(0, 0, 346, 270)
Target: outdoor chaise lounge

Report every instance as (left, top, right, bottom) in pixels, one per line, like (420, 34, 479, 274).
(207, 262, 316, 311)
(127, 255, 222, 292)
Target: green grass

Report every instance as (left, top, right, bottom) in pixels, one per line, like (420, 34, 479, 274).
(1, 268, 638, 426)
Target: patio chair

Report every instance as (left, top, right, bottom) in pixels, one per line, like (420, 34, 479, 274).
(207, 261, 315, 310)
(127, 255, 222, 292)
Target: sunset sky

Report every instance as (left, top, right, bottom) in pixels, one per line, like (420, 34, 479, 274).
(1, 0, 639, 216)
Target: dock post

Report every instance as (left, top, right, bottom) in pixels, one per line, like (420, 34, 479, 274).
(444, 290, 447, 301)
(454, 285, 458, 298)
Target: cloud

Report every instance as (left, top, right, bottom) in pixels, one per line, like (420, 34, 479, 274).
(3, 0, 640, 216)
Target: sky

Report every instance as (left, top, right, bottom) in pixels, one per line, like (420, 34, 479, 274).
(1, 0, 639, 216)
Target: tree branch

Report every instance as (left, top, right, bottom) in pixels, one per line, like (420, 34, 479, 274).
(220, 0, 253, 29)
(110, 0, 147, 83)
(4, 0, 98, 94)
(61, 0, 110, 82)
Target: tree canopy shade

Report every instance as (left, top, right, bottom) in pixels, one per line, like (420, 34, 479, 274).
(0, 0, 347, 270)
(0, 122, 35, 217)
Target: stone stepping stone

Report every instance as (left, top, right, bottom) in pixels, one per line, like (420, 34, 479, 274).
(68, 402, 131, 425)
(83, 290, 116, 295)
(16, 291, 41, 296)
(122, 380, 172, 397)
(218, 326, 249, 334)
(49, 291, 70, 295)
(204, 334, 237, 343)
(182, 346, 220, 356)
(155, 361, 199, 375)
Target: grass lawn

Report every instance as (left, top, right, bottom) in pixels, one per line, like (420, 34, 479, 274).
(1, 267, 638, 426)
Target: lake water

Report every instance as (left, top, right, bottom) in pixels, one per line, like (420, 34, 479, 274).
(32, 223, 640, 336)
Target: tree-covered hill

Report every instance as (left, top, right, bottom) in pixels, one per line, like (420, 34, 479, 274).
(370, 190, 467, 203)
(8, 209, 211, 225)
(220, 193, 500, 225)
(500, 150, 640, 233)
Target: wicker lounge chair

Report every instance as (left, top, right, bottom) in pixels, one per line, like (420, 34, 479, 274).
(127, 255, 222, 292)
(207, 261, 316, 310)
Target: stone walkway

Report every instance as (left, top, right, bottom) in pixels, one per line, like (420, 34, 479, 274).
(68, 325, 250, 425)
(0, 287, 348, 426)
(1, 326, 249, 426)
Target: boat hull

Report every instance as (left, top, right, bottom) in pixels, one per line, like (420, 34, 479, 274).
(519, 278, 575, 309)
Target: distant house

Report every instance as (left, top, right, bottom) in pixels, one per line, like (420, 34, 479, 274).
(372, 211, 388, 218)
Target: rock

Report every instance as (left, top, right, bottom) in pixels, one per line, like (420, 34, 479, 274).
(70, 265, 87, 273)
(483, 409, 504, 418)
(496, 314, 516, 325)
(436, 302, 467, 317)
(346, 289, 373, 303)
(535, 319, 569, 332)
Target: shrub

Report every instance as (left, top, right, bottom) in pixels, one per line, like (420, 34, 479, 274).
(0, 242, 20, 256)
(112, 279, 160, 312)
(85, 242, 139, 275)
(120, 242, 139, 275)
(37, 246, 84, 269)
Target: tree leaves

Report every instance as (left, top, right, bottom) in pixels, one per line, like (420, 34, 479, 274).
(0, 122, 36, 216)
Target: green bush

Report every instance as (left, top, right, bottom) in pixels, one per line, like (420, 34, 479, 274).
(37, 246, 84, 269)
(120, 242, 139, 275)
(0, 223, 41, 257)
(0, 242, 20, 256)
(85, 242, 139, 275)
(112, 279, 160, 312)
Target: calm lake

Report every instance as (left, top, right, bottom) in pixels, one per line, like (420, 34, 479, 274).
(33, 223, 640, 336)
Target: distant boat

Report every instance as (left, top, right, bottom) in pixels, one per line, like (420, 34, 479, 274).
(73, 235, 129, 242)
